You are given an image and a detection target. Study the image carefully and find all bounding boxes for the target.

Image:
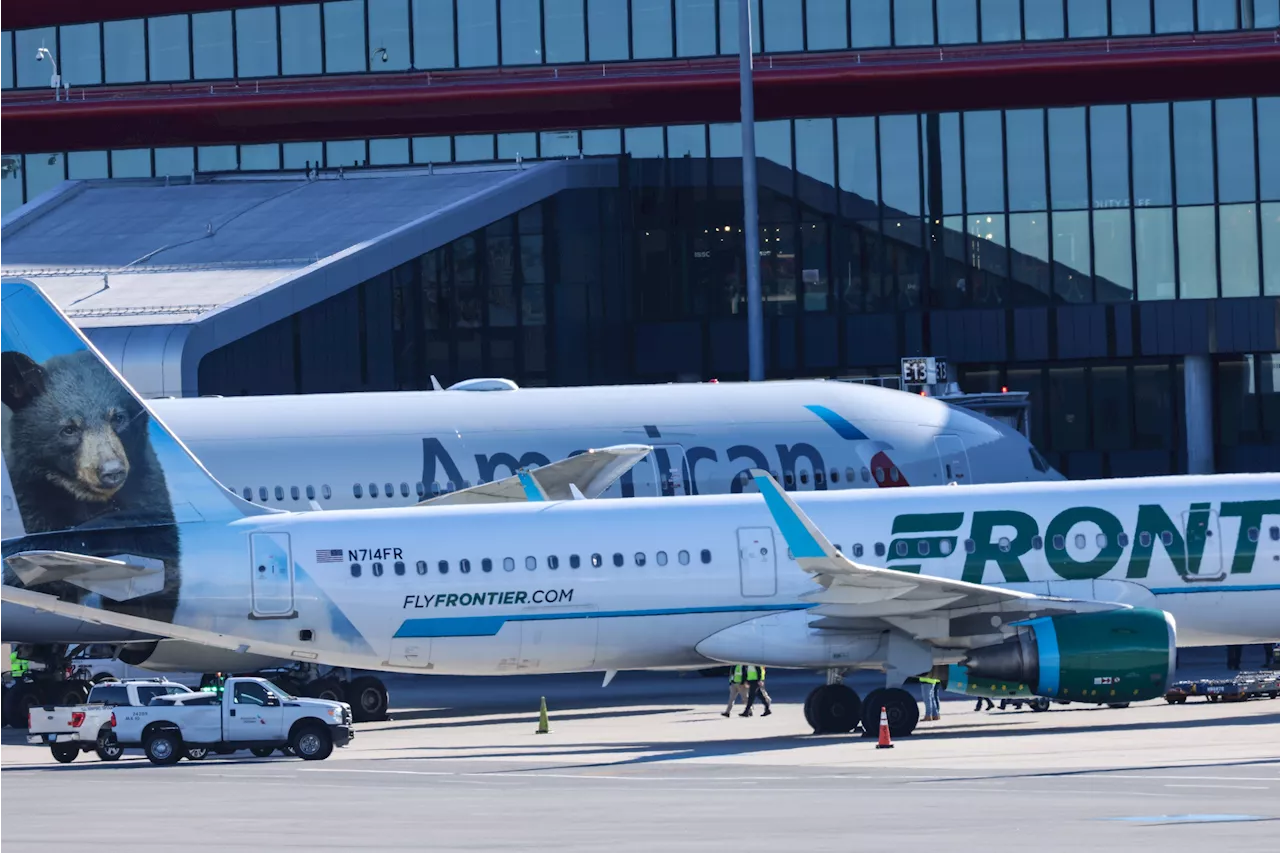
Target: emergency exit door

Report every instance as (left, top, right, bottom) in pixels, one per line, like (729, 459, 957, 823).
(934, 435, 971, 484)
(737, 527, 777, 597)
(249, 533, 295, 618)
(1182, 508, 1226, 582)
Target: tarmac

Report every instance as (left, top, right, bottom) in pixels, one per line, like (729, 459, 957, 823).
(2, 651, 1277, 852)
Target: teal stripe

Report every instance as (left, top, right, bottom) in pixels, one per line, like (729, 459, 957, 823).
(517, 470, 545, 501)
(805, 404, 868, 440)
(1028, 617, 1060, 696)
(1151, 584, 1280, 595)
(754, 473, 825, 559)
(395, 602, 813, 639)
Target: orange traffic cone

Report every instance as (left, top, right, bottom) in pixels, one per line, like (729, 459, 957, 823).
(875, 706, 894, 749)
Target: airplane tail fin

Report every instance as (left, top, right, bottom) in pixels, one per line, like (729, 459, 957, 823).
(1, 279, 265, 538)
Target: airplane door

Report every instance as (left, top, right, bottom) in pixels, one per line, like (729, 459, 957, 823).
(1183, 508, 1226, 582)
(737, 527, 777, 597)
(388, 636, 431, 668)
(518, 613, 598, 671)
(934, 435, 971, 485)
(249, 533, 295, 618)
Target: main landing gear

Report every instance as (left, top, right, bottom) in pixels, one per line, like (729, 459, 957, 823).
(206, 666, 390, 723)
(803, 674, 920, 738)
(2, 645, 91, 729)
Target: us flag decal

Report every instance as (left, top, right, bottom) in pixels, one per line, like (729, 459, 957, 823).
(316, 549, 344, 563)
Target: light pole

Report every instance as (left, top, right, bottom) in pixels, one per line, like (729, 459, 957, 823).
(738, 0, 763, 381)
(35, 47, 64, 101)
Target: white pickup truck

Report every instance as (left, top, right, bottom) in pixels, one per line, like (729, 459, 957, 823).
(26, 679, 194, 763)
(112, 677, 352, 765)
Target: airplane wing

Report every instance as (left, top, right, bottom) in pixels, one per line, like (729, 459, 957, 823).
(749, 470, 1122, 645)
(419, 444, 653, 506)
(4, 550, 165, 602)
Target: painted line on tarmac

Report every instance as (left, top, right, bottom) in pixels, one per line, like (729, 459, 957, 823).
(1164, 784, 1270, 790)
(298, 768, 455, 776)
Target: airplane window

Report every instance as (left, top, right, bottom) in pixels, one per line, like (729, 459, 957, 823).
(612, 553, 624, 567)
(1052, 535, 1065, 550)
(569, 555, 581, 569)
(503, 557, 515, 572)
(1247, 527, 1259, 543)
(1032, 536, 1043, 550)
(998, 537, 1011, 553)
(398, 482, 407, 497)
(800, 471, 809, 485)
(350, 563, 361, 578)
(656, 551, 667, 566)
(446, 481, 456, 492)
(273, 486, 283, 501)
(416, 482, 426, 498)
(635, 553, 646, 566)
(372, 562, 384, 577)
(700, 549, 712, 564)
(591, 553, 603, 568)
(874, 543, 885, 557)
(895, 541, 908, 557)
(1117, 533, 1129, 547)
(385, 483, 394, 498)
(845, 467, 856, 484)
(1095, 533, 1107, 548)
(322, 485, 331, 500)
(438, 560, 449, 574)
(830, 468, 839, 483)
(963, 539, 975, 554)
(432, 482, 442, 497)
(860, 468, 870, 483)
(1161, 531, 1173, 547)
(259, 487, 268, 502)
(526, 556, 537, 570)
(394, 561, 405, 576)
(416, 561, 427, 575)
(1139, 531, 1152, 547)
(242, 487, 252, 500)
(834, 544, 842, 554)
(1073, 533, 1086, 549)
(813, 470, 823, 487)
(369, 483, 379, 498)
(460, 559, 471, 574)
(290, 486, 300, 501)
(353, 483, 363, 499)
(918, 540, 930, 556)
(889, 466, 900, 483)
(853, 544, 864, 557)
(784, 472, 795, 489)
(548, 556, 559, 570)
(305, 485, 315, 501)
(678, 550, 691, 565)
(939, 540, 952, 556)
(875, 467, 886, 484)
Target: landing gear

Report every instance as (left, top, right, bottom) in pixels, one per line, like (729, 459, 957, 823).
(3, 681, 43, 729)
(1028, 696, 1052, 712)
(205, 666, 388, 723)
(860, 687, 920, 738)
(804, 684, 863, 734)
(304, 678, 345, 704)
(347, 676, 390, 723)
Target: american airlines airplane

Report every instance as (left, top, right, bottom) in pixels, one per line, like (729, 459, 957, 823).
(145, 378, 1059, 514)
(4, 280, 1278, 741)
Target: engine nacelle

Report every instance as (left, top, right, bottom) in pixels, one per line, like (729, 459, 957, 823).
(119, 640, 283, 674)
(963, 608, 1176, 703)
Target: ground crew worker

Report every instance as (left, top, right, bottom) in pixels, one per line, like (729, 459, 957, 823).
(722, 665, 751, 717)
(742, 665, 772, 717)
(974, 695, 994, 711)
(918, 673, 941, 721)
(9, 650, 30, 679)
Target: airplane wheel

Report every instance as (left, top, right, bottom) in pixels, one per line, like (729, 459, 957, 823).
(1028, 696, 1052, 712)
(4, 681, 43, 730)
(809, 684, 861, 734)
(803, 690, 818, 732)
(306, 678, 345, 704)
(347, 676, 388, 722)
(861, 687, 919, 737)
(1106, 703, 1130, 709)
(44, 681, 89, 707)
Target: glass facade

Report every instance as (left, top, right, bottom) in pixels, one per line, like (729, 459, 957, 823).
(5, 1, 1279, 89)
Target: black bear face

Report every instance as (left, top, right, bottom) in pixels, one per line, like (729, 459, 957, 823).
(2, 350, 150, 504)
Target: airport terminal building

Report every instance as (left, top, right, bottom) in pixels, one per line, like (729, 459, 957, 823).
(3, 0, 1280, 479)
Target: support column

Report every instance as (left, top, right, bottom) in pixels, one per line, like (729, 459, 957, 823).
(1183, 354, 1215, 475)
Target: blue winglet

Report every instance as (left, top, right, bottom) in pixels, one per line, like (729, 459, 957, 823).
(517, 470, 548, 502)
(750, 470, 827, 559)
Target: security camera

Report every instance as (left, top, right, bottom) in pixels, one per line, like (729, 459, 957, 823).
(373, 47, 389, 63)
(35, 51, 44, 62)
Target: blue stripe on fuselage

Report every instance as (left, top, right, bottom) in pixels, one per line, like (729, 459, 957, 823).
(394, 602, 813, 638)
(805, 404, 868, 440)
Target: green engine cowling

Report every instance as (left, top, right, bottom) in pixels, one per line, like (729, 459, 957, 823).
(963, 608, 1176, 703)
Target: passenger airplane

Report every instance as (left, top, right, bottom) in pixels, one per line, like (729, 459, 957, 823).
(144, 376, 1058, 513)
(4, 280, 1279, 738)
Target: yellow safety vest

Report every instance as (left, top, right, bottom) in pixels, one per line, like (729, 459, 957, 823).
(10, 652, 29, 677)
(920, 676, 940, 685)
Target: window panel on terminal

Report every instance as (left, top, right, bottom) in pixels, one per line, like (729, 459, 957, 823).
(1198, 0, 1239, 30)
(894, 0, 935, 45)
(1, 32, 12, 90)
(1010, 213, 1051, 303)
(327, 139, 366, 168)
(498, 132, 537, 161)
(963, 111, 1004, 215)
(155, 147, 194, 178)
(324, 0, 367, 73)
(981, 0, 1021, 42)
(60, 23, 103, 86)
(368, 0, 412, 70)
(458, 0, 499, 67)
(283, 141, 323, 170)
(149, 15, 191, 82)
(235, 7, 280, 77)
(1176, 206, 1218, 299)
(805, 0, 847, 50)
(1261, 203, 1279, 295)
(15, 28, 56, 88)
(1093, 209, 1134, 302)
(1132, 103, 1173, 207)
(1090, 105, 1129, 209)
(1005, 110, 1047, 212)
(675, 0, 716, 56)
(937, 113, 965, 216)
(719, 0, 762, 55)
(544, 0, 586, 62)
(192, 12, 233, 80)
(280, 4, 322, 76)
(1216, 99, 1257, 204)
(1066, 0, 1107, 37)
(589, 0, 631, 60)
(1110, 0, 1152, 34)
(412, 0, 457, 68)
(67, 151, 108, 180)
(632, 0, 674, 59)
(1257, 0, 1280, 27)
(850, 0, 891, 47)
(540, 130, 581, 158)
(1174, 101, 1214, 205)
(105, 19, 147, 83)
(1091, 365, 1133, 450)
(1048, 108, 1088, 210)
(501, 0, 543, 65)
(369, 138, 409, 165)
(937, 0, 977, 44)
(455, 134, 496, 162)
(1052, 210, 1092, 303)
(761, 0, 802, 53)
(1219, 205, 1260, 298)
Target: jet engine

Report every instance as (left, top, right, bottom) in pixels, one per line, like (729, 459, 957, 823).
(963, 608, 1176, 703)
(119, 640, 283, 674)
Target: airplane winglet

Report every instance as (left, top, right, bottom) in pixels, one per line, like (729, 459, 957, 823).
(517, 469, 550, 502)
(430, 375, 445, 391)
(749, 469, 837, 561)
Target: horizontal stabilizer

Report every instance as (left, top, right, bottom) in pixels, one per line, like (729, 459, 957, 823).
(5, 550, 164, 602)
(420, 444, 652, 506)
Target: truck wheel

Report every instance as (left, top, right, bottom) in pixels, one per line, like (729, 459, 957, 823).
(250, 746, 276, 758)
(143, 729, 183, 766)
(291, 724, 333, 761)
(348, 676, 389, 722)
(96, 729, 124, 761)
(185, 746, 210, 761)
(4, 681, 43, 729)
(50, 743, 79, 764)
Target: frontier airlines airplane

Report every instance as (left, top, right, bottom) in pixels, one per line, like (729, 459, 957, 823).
(3, 281, 1278, 739)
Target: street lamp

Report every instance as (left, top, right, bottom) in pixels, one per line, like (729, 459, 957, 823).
(737, 1, 763, 381)
(35, 46, 66, 101)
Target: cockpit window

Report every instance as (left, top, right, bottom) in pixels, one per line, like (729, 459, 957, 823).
(1029, 448, 1049, 473)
